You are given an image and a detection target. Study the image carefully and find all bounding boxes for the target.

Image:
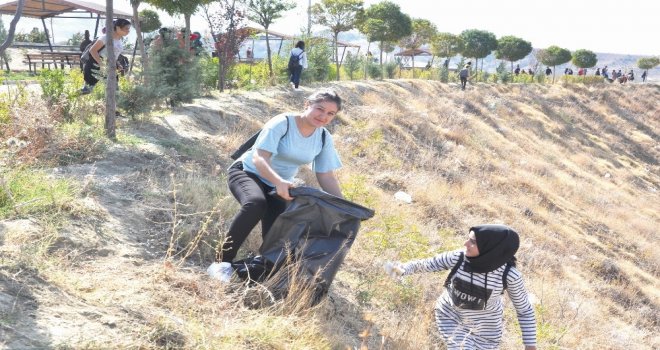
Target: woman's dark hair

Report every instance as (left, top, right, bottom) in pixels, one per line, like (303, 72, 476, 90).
(84, 30, 90, 39)
(113, 18, 132, 31)
(306, 88, 342, 111)
(295, 40, 305, 50)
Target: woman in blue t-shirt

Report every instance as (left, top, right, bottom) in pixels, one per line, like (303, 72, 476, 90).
(213, 89, 344, 282)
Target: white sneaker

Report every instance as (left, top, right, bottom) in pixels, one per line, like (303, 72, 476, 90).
(207, 262, 233, 282)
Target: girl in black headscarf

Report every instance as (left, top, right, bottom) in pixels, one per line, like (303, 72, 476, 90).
(384, 224, 537, 350)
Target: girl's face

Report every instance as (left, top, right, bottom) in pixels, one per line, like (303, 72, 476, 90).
(302, 100, 338, 128)
(464, 231, 480, 257)
(116, 25, 131, 37)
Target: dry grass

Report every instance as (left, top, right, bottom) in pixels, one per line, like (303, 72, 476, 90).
(1, 80, 658, 349)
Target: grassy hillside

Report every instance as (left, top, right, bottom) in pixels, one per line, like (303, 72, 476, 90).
(1, 80, 658, 349)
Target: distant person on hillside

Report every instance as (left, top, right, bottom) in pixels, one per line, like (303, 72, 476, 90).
(79, 30, 93, 71)
(79, 30, 92, 52)
(545, 67, 552, 76)
(459, 62, 472, 90)
(81, 19, 131, 95)
(514, 64, 520, 75)
(627, 69, 634, 81)
(288, 40, 308, 90)
(641, 70, 647, 82)
(528, 68, 533, 75)
(246, 46, 253, 61)
(602, 66, 609, 79)
(595, 68, 601, 76)
(209, 89, 344, 283)
(384, 224, 537, 350)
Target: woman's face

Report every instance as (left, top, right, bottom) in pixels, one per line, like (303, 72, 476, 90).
(302, 100, 338, 128)
(116, 25, 131, 37)
(464, 231, 480, 257)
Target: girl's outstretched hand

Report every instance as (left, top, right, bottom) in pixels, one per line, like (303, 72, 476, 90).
(384, 261, 405, 278)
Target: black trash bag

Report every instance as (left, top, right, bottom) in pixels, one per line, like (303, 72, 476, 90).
(232, 255, 274, 282)
(258, 186, 375, 306)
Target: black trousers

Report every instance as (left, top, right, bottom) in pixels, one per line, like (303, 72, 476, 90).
(223, 163, 287, 262)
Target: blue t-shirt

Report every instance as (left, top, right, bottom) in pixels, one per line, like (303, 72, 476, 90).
(239, 114, 342, 187)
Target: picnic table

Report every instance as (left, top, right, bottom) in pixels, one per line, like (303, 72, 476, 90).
(22, 51, 82, 72)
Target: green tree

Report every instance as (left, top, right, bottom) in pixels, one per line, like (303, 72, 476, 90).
(459, 29, 497, 81)
(67, 31, 84, 46)
(358, 1, 411, 69)
(431, 32, 463, 67)
(311, 0, 364, 81)
(398, 18, 436, 77)
(495, 35, 532, 73)
(571, 49, 597, 79)
(637, 56, 660, 82)
(246, 0, 296, 77)
(139, 9, 161, 33)
(538, 45, 571, 83)
(343, 51, 361, 80)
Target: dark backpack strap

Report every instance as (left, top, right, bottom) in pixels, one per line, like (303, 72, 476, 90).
(501, 262, 512, 292)
(443, 252, 464, 288)
(321, 128, 326, 149)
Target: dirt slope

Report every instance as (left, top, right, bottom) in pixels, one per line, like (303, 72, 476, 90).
(1, 80, 658, 349)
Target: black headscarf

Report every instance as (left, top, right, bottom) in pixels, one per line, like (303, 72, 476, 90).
(464, 224, 519, 273)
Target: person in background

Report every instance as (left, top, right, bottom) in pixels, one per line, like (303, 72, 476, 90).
(288, 40, 308, 90)
(81, 19, 131, 95)
(595, 68, 601, 76)
(545, 67, 552, 76)
(384, 224, 537, 350)
(641, 70, 647, 82)
(79, 30, 92, 71)
(459, 61, 472, 90)
(211, 89, 344, 282)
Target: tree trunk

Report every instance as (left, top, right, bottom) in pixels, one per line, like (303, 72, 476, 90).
(334, 32, 340, 81)
(364, 42, 370, 79)
(131, 2, 148, 75)
(219, 0, 237, 92)
(105, 0, 117, 139)
(552, 65, 556, 83)
(184, 14, 191, 56)
(265, 27, 273, 77)
(0, 0, 25, 54)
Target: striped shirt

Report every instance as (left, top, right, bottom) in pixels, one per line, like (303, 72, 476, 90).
(402, 250, 537, 349)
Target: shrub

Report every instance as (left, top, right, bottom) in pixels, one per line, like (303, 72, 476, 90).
(367, 63, 382, 80)
(199, 56, 219, 90)
(304, 40, 332, 82)
(146, 44, 202, 106)
(384, 62, 398, 79)
(439, 65, 449, 83)
(560, 75, 606, 85)
(343, 52, 362, 80)
(496, 61, 511, 83)
(117, 76, 162, 118)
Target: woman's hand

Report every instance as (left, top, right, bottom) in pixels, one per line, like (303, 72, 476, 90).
(274, 179, 294, 201)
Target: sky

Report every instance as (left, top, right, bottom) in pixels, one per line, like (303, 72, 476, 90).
(2, 0, 659, 56)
